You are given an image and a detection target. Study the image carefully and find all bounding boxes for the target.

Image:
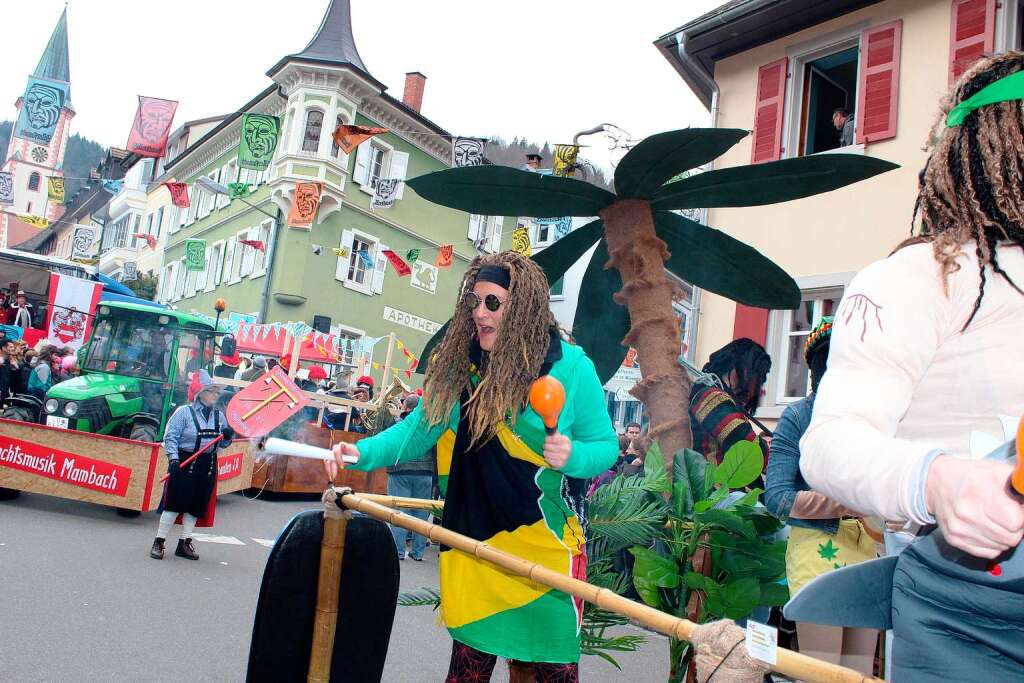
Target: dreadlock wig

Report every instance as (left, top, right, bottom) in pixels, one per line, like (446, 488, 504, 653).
(913, 51, 1024, 329)
(702, 338, 772, 413)
(422, 251, 558, 447)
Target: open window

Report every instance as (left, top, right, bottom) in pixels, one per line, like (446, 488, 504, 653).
(800, 47, 858, 155)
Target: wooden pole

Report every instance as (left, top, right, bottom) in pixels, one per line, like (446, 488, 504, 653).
(307, 508, 349, 683)
(336, 490, 882, 683)
(380, 333, 395, 391)
(360, 494, 444, 511)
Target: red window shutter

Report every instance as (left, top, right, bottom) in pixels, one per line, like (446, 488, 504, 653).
(855, 20, 903, 145)
(750, 58, 788, 163)
(949, 0, 996, 85)
(733, 304, 769, 347)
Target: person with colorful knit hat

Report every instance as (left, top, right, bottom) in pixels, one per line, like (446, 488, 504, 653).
(764, 317, 877, 675)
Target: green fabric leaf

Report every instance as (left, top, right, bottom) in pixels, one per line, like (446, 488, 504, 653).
(714, 548, 786, 581)
(629, 546, 680, 589)
(694, 509, 757, 539)
(571, 241, 630, 383)
(655, 211, 799, 310)
(702, 462, 718, 499)
(736, 507, 785, 537)
(531, 218, 603, 283)
(651, 153, 899, 210)
(415, 320, 450, 375)
(588, 476, 668, 550)
(758, 582, 790, 607)
(671, 448, 706, 517)
(718, 577, 761, 619)
(407, 166, 615, 217)
(642, 440, 670, 494)
(614, 128, 748, 199)
(714, 440, 765, 489)
(683, 572, 712, 591)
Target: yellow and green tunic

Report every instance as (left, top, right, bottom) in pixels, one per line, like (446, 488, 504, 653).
(351, 334, 618, 663)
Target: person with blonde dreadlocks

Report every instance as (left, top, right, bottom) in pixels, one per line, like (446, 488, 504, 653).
(800, 52, 1024, 681)
(326, 251, 617, 681)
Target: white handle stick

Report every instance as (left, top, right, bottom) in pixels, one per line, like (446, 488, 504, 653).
(262, 437, 358, 464)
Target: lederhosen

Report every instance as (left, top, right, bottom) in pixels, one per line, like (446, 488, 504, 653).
(163, 406, 220, 518)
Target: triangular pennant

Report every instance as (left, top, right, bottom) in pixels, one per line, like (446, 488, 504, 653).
(332, 124, 388, 155)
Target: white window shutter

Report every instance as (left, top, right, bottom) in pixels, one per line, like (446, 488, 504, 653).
(224, 238, 237, 283)
(213, 243, 225, 286)
(198, 248, 210, 290)
(489, 216, 504, 252)
(241, 229, 256, 276)
(336, 229, 355, 281)
(468, 214, 482, 240)
(390, 151, 410, 199)
(353, 143, 371, 186)
(372, 243, 388, 294)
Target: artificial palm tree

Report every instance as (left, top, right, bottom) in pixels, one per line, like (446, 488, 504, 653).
(409, 129, 897, 466)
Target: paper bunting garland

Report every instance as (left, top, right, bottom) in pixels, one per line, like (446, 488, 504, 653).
(228, 183, 253, 199)
(435, 244, 453, 269)
(132, 232, 157, 250)
(165, 182, 190, 208)
(511, 226, 532, 256)
(538, 215, 572, 240)
(239, 239, 266, 252)
(47, 177, 65, 204)
(452, 137, 484, 167)
(287, 181, 323, 229)
(382, 249, 411, 277)
(71, 225, 97, 260)
(126, 96, 178, 158)
(16, 214, 49, 229)
(0, 172, 14, 205)
(15, 77, 69, 144)
(101, 179, 123, 195)
(332, 247, 349, 259)
(370, 178, 400, 210)
(332, 124, 388, 155)
(238, 113, 280, 171)
(553, 144, 580, 177)
(405, 249, 420, 263)
(184, 239, 206, 271)
(358, 250, 375, 269)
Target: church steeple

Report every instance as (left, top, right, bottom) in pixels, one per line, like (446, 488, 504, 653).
(291, 0, 367, 73)
(33, 7, 72, 106)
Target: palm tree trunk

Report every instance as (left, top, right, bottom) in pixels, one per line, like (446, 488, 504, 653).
(600, 199, 693, 468)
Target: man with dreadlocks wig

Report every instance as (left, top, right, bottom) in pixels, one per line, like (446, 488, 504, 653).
(801, 52, 1024, 681)
(326, 251, 617, 682)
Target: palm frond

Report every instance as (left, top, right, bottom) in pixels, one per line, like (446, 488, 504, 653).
(397, 586, 441, 610)
(588, 476, 669, 549)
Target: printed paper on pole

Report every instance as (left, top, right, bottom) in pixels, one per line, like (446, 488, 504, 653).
(237, 114, 280, 171)
(45, 273, 102, 350)
(122, 261, 138, 281)
(370, 178, 400, 210)
(184, 239, 206, 271)
(411, 260, 438, 293)
(511, 226, 532, 256)
(15, 77, 69, 145)
(165, 182, 190, 208)
(16, 214, 48, 229)
(0, 172, 14, 205)
(287, 182, 323, 229)
(46, 177, 64, 204)
(553, 144, 580, 177)
(71, 225, 97, 260)
(126, 96, 178, 158)
(452, 137, 484, 167)
(435, 244, 454, 269)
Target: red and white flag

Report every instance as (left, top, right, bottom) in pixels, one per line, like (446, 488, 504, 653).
(45, 273, 102, 350)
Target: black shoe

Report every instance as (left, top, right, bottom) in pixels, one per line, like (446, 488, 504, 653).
(175, 538, 199, 560)
(150, 537, 165, 560)
(410, 555, 423, 562)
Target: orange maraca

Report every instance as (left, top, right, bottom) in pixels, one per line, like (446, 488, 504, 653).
(529, 375, 566, 435)
(1011, 416, 1024, 501)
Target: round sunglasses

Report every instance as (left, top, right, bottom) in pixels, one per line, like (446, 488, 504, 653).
(463, 292, 507, 312)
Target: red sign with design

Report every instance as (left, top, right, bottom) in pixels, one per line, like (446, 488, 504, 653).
(217, 452, 243, 481)
(0, 434, 132, 497)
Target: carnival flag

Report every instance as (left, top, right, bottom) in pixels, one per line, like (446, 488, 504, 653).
(101, 179, 123, 195)
(132, 232, 157, 250)
(511, 226, 532, 256)
(405, 249, 421, 263)
(122, 261, 138, 281)
(435, 244, 454, 269)
(553, 144, 580, 177)
(47, 177, 65, 204)
(357, 250, 374, 269)
(184, 239, 206, 271)
(0, 172, 14, 205)
(332, 124, 388, 155)
(228, 183, 253, 199)
(239, 239, 266, 252)
(15, 77, 69, 144)
(370, 178, 400, 210)
(287, 182, 323, 229)
(537, 215, 572, 240)
(452, 137, 484, 167)
(332, 247, 349, 259)
(126, 96, 178, 158)
(238, 113, 280, 171)
(382, 250, 411, 277)
(165, 182, 190, 208)
(71, 225, 97, 260)
(16, 214, 48, 229)
(45, 273, 102, 350)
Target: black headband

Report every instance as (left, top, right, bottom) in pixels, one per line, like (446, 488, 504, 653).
(475, 265, 511, 289)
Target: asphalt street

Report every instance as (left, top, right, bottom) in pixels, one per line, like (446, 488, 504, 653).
(0, 490, 668, 682)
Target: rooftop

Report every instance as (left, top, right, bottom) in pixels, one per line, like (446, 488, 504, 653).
(33, 7, 71, 106)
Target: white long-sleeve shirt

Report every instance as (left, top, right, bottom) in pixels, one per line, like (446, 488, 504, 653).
(800, 241, 1024, 524)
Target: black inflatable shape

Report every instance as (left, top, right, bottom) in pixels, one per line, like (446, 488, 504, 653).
(247, 511, 399, 682)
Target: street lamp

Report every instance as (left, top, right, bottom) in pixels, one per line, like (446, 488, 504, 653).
(195, 176, 283, 324)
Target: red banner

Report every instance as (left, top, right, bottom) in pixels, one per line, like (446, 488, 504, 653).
(0, 434, 132, 496)
(45, 272, 103, 351)
(126, 96, 178, 158)
(287, 182, 323, 229)
(165, 182, 190, 208)
(332, 124, 388, 155)
(217, 452, 244, 481)
(382, 249, 411, 277)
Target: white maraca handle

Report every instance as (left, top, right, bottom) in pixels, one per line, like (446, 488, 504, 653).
(262, 437, 358, 464)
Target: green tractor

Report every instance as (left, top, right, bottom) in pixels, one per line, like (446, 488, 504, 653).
(3, 301, 230, 441)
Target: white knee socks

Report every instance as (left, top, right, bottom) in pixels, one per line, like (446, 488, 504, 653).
(156, 511, 199, 540)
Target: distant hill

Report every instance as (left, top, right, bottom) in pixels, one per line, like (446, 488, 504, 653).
(483, 136, 611, 189)
(0, 120, 106, 198)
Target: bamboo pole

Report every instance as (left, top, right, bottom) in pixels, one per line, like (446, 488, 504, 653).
(335, 489, 882, 683)
(307, 508, 350, 683)
(380, 333, 395, 391)
(360, 494, 445, 511)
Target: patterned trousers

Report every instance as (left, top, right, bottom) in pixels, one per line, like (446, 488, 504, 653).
(444, 641, 579, 682)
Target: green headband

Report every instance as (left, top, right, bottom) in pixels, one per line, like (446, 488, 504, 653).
(946, 69, 1024, 127)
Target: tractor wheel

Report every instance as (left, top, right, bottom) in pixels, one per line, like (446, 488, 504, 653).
(0, 487, 20, 501)
(129, 423, 158, 443)
(1, 404, 35, 422)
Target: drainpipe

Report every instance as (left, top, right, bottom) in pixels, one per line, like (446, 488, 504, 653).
(257, 207, 284, 324)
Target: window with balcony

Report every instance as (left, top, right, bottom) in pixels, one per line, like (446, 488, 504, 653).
(302, 109, 324, 153)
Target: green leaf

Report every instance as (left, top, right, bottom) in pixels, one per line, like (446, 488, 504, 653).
(415, 320, 449, 375)
(407, 166, 616, 217)
(671, 448, 704, 517)
(588, 476, 668, 550)
(654, 211, 800, 310)
(714, 549, 786, 581)
(397, 586, 442, 609)
(758, 582, 790, 607)
(642, 440, 670, 494)
(571, 241, 630, 383)
(718, 577, 761, 619)
(693, 486, 729, 513)
(731, 489, 763, 508)
(694, 509, 757, 539)
(714, 440, 765, 489)
(682, 571, 711, 591)
(613, 128, 749, 199)
(703, 461, 718, 496)
(531, 218, 603, 283)
(651, 153, 900, 210)
(629, 546, 681, 589)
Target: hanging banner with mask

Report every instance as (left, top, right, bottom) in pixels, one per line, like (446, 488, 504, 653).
(47, 177, 65, 204)
(435, 244, 454, 269)
(511, 226, 532, 256)
(164, 182, 190, 208)
(184, 239, 207, 271)
(452, 137, 485, 167)
(122, 261, 138, 281)
(332, 124, 388, 155)
(71, 225, 98, 260)
(382, 249, 411, 277)
(16, 214, 49, 229)
(552, 144, 580, 177)
(405, 249, 421, 263)
(126, 96, 178, 158)
(370, 178, 400, 210)
(0, 172, 14, 205)
(537, 216, 572, 240)
(287, 181, 323, 229)
(238, 113, 280, 171)
(15, 77, 69, 144)
(228, 183, 253, 199)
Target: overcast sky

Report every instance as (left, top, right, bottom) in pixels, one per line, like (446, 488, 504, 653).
(2, 0, 724, 171)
